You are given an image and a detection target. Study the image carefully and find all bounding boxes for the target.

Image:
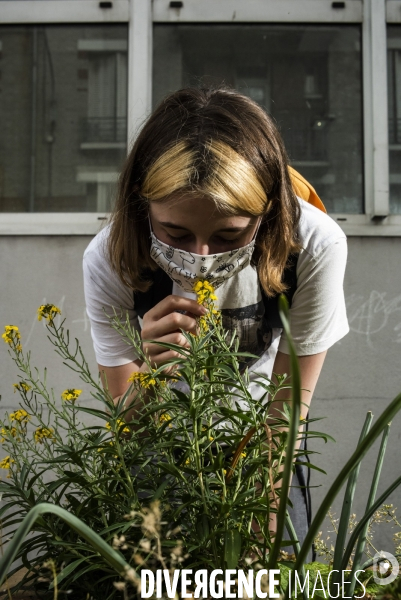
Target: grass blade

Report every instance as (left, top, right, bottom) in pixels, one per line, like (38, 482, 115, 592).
(0, 503, 134, 588)
(290, 391, 401, 576)
(331, 411, 373, 586)
(348, 424, 391, 597)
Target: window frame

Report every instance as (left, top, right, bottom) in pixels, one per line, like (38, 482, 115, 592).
(0, 0, 400, 235)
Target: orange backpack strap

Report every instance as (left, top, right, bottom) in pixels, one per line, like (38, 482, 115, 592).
(288, 166, 326, 214)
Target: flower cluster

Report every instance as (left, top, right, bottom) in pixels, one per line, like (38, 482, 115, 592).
(127, 371, 157, 388)
(159, 413, 172, 428)
(1, 426, 19, 443)
(193, 280, 218, 305)
(37, 304, 61, 324)
(10, 409, 30, 424)
(2, 325, 22, 352)
(192, 280, 221, 333)
(13, 382, 31, 394)
(0, 455, 15, 478)
(34, 427, 55, 444)
(105, 418, 130, 435)
(61, 388, 82, 403)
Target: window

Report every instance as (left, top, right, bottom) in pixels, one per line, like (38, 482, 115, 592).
(0, 0, 400, 234)
(0, 25, 128, 213)
(388, 25, 401, 215)
(153, 24, 363, 214)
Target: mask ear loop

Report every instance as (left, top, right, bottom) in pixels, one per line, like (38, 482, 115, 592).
(148, 213, 154, 236)
(252, 217, 263, 242)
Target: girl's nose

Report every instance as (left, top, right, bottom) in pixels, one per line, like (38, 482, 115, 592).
(192, 240, 210, 255)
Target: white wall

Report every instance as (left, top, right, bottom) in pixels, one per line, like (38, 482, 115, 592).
(1, 234, 401, 555)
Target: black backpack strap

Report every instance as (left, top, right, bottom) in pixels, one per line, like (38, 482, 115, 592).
(261, 253, 298, 328)
(133, 269, 173, 318)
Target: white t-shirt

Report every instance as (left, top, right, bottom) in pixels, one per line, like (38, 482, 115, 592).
(83, 199, 349, 389)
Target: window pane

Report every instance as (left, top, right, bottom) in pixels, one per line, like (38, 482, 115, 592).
(153, 25, 363, 214)
(388, 25, 401, 214)
(0, 25, 128, 213)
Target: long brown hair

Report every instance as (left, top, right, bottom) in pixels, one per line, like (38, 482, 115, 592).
(107, 87, 300, 296)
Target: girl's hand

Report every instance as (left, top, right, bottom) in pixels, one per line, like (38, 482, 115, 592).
(141, 295, 208, 367)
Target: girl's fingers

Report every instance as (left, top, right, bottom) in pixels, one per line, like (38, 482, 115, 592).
(143, 311, 198, 339)
(142, 331, 191, 357)
(145, 295, 207, 322)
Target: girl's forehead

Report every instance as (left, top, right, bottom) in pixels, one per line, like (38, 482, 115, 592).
(149, 196, 255, 226)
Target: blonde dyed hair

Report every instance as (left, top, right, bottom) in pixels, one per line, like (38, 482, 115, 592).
(141, 140, 269, 216)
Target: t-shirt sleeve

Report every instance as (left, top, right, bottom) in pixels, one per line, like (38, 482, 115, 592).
(83, 238, 141, 367)
(277, 236, 349, 356)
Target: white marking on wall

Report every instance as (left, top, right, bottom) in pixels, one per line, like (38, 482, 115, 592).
(346, 291, 401, 347)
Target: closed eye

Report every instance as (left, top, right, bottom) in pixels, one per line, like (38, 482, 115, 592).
(167, 234, 241, 245)
(167, 234, 191, 243)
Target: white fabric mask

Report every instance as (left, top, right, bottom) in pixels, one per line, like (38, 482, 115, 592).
(149, 220, 260, 293)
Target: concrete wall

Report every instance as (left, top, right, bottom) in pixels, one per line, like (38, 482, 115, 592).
(1, 234, 401, 555)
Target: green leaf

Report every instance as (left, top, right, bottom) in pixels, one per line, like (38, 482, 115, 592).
(196, 514, 210, 542)
(152, 479, 169, 501)
(224, 529, 242, 569)
(49, 556, 96, 589)
(0, 503, 134, 588)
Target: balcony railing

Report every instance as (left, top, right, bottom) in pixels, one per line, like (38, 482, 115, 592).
(81, 117, 127, 145)
(282, 123, 328, 163)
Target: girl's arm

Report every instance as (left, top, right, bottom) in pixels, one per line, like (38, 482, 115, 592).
(265, 349, 327, 537)
(271, 349, 327, 419)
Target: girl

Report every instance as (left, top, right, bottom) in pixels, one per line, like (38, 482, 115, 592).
(83, 87, 349, 552)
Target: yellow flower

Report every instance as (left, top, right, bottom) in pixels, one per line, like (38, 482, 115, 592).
(240, 452, 247, 458)
(184, 458, 191, 466)
(198, 315, 209, 333)
(34, 427, 54, 444)
(127, 371, 157, 388)
(159, 413, 173, 428)
(209, 436, 214, 442)
(105, 418, 130, 434)
(61, 388, 82, 403)
(37, 304, 61, 323)
(9, 409, 30, 424)
(13, 382, 31, 394)
(0, 455, 15, 477)
(223, 469, 227, 475)
(2, 325, 21, 346)
(1, 426, 19, 443)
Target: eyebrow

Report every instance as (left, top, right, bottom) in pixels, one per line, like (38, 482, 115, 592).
(159, 221, 250, 233)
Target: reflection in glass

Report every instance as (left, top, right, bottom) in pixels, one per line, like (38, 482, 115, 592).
(388, 26, 401, 214)
(0, 25, 128, 212)
(153, 25, 363, 214)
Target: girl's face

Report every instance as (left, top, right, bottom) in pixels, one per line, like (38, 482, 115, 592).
(149, 195, 260, 256)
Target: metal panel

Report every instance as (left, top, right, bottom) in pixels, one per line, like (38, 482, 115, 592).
(387, 0, 401, 23)
(153, 0, 363, 23)
(0, 214, 105, 235)
(363, 0, 390, 217)
(0, 0, 129, 24)
(127, 0, 152, 145)
(1, 213, 401, 235)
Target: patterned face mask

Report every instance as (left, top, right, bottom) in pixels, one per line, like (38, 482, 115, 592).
(149, 219, 261, 293)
